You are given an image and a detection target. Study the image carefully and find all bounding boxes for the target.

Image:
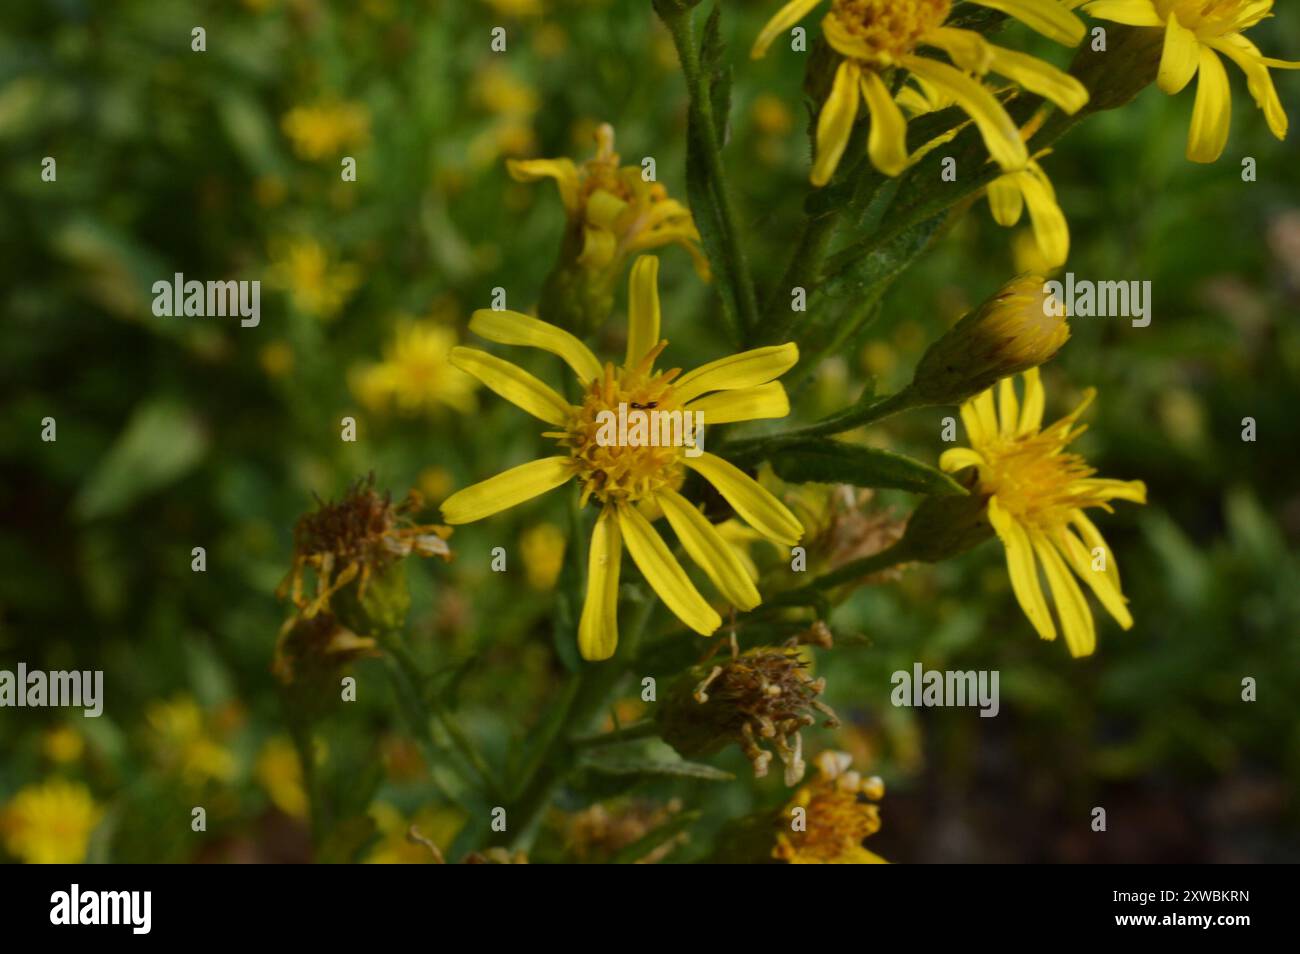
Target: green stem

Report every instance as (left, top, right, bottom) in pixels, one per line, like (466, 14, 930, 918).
(765, 538, 917, 609)
(660, 3, 759, 340)
(385, 638, 501, 801)
(762, 210, 840, 344)
(508, 594, 658, 847)
(287, 714, 325, 851)
(724, 387, 918, 461)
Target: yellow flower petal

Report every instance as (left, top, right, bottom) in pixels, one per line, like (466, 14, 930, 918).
(470, 309, 602, 383)
(813, 60, 861, 187)
(1058, 525, 1133, 629)
(924, 27, 992, 74)
(902, 56, 1028, 171)
(1071, 508, 1121, 591)
(1188, 46, 1232, 162)
(1210, 34, 1290, 140)
(960, 399, 989, 446)
(449, 347, 573, 425)
(440, 456, 573, 525)
(685, 381, 789, 424)
(578, 506, 622, 660)
(972, 386, 999, 437)
(1075, 478, 1148, 505)
(998, 376, 1020, 436)
(586, 188, 628, 230)
(658, 488, 761, 611)
(578, 224, 617, 269)
(1020, 164, 1070, 268)
(988, 496, 1056, 641)
(821, 10, 878, 61)
(616, 502, 721, 636)
(988, 174, 1026, 227)
(1082, 0, 1162, 28)
(626, 255, 661, 368)
(986, 44, 1090, 114)
(938, 447, 986, 471)
(674, 343, 799, 405)
(1158, 12, 1201, 95)
(860, 68, 911, 177)
(685, 452, 803, 546)
(1019, 366, 1045, 434)
(751, 0, 823, 59)
(1030, 527, 1096, 656)
(506, 157, 581, 212)
(968, 0, 1086, 46)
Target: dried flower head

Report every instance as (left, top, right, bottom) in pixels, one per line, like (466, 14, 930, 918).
(278, 475, 452, 622)
(659, 638, 838, 785)
(774, 750, 887, 864)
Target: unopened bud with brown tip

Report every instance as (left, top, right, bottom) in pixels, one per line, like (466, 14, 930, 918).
(906, 275, 1068, 406)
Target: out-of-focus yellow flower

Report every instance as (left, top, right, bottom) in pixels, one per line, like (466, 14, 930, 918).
(146, 696, 237, 786)
(282, 100, 370, 160)
(1083, 0, 1300, 162)
(519, 522, 567, 590)
(255, 737, 308, 819)
(940, 369, 1148, 656)
(42, 725, 84, 764)
(469, 64, 540, 166)
(751, 0, 1088, 184)
(774, 750, 887, 863)
(281, 97, 364, 157)
(349, 320, 478, 415)
(534, 23, 568, 58)
(266, 238, 361, 321)
(440, 256, 804, 661)
(366, 802, 465, 864)
(418, 466, 454, 503)
(508, 123, 709, 308)
(259, 340, 295, 378)
(752, 93, 795, 136)
(2, 780, 102, 864)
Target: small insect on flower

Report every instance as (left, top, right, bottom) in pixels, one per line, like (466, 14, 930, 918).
(751, 0, 1089, 184)
(774, 750, 887, 863)
(278, 475, 453, 622)
(1083, 0, 1300, 162)
(940, 368, 1148, 656)
(440, 254, 804, 660)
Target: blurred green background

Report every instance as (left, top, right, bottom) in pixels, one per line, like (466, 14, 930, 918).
(1, 0, 1297, 863)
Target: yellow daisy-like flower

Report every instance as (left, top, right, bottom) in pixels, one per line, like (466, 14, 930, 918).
(2, 779, 102, 864)
(145, 695, 238, 786)
(350, 320, 479, 415)
(507, 123, 709, 278)
(940, 369, 1147, 656)
(440, 255, 804, 661)
(281, 100, 370, 161)
(773, 750, 887, 863)
(1083, 0, 1300, 162)
(751, 0, 1089, 184)
(267, 238, 361, 321)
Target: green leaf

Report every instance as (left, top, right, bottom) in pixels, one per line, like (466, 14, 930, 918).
(579, 739, 733, 781)
(73, 398, 209, 521)
(770, 438, 966, 496)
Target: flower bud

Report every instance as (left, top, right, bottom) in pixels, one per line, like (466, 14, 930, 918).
(906, 274, 1068, 406)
